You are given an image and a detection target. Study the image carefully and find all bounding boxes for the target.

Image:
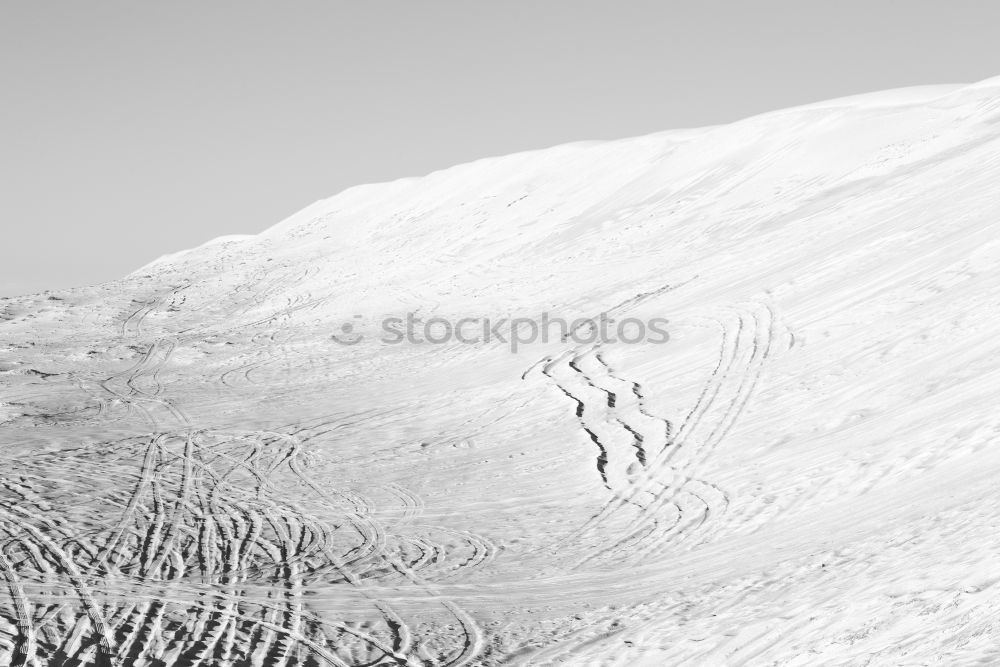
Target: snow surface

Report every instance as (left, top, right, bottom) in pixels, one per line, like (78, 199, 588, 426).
(3, 77, 1000, 665)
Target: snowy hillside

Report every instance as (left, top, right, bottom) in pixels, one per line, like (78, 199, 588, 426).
(3, 76, 1000, 665)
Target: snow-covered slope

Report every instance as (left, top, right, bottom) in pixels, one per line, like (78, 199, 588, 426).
(3, 77, 1000, 665)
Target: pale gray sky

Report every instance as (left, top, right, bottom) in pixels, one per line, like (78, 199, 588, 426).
(2, 2, 999, 296)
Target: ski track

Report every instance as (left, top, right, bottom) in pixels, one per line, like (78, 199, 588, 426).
(1, 290, 784, 666)
(529, 301, 783, 573)
(0, 286, 494, 667)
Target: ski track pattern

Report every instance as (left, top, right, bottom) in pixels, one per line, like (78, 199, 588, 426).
(0, 287, 490, 667)
(503, 301, 787, 664)
(0, 427, 501, 667)
(533, 301, 785, 568)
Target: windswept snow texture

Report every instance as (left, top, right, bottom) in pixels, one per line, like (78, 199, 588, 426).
(4, 78, 1000, 666)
